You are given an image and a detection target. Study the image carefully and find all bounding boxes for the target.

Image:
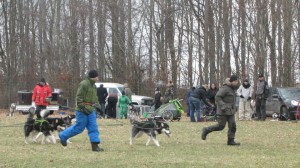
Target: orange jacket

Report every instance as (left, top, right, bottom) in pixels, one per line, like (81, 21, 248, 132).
(32, 83, 52, 106)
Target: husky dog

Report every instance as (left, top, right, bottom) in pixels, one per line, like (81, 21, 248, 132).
(35, 114, 76, 143)
(24, 109, 56, 144)
(129, 119, 171, 147)
(7, 103, 16, 117)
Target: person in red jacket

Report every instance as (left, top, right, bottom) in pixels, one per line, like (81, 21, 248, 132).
(32, 78, 52, 118)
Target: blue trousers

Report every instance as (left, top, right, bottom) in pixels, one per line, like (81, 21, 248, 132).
(189, 97, 201, 122)
(59, 111, 100, 143)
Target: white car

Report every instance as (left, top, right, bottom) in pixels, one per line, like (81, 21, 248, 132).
(95, 82, 154, 116)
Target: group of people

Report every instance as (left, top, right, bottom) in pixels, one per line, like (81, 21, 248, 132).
(182, 74, 269, 146)
(31, 70, 269, 151)
(96, 83, 132, 119)
(154, 80, 175, 110)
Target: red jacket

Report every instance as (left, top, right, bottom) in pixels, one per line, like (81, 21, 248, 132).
(32, 83, 52, 106)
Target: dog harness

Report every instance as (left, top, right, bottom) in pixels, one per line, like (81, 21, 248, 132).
(34, 119, 49, 131)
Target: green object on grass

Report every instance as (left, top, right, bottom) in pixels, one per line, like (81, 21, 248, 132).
(144, 99, 183, 120)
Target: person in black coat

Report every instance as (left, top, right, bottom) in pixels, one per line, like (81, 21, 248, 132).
(97, 84, 108, 118)
(189, 86, 213, 122)
(154, 87, 162, 110)
(207, 83, 218, 105)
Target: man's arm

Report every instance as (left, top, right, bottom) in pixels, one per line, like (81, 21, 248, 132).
(215, 88, 227, 110)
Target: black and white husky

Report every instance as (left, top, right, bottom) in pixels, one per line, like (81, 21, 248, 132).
(24, 109, 56, 144)
(129, 119, 171, 147)
(35, 114, 76, 143)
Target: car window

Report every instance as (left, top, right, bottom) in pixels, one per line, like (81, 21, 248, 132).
(109, 88, 118, 94)
(278, 88, 300, 100)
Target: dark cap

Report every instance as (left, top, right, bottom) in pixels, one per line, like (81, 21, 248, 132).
(88, 70, 98, 78)
(41, 78, 46, 83)
(121, 90, 125, 95)
(229, 75, 238, 82)
(243, 79, 249, 83)
(258, 74, 264, 78)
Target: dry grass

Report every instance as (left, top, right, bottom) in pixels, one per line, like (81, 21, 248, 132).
(0, 110, 300, 168)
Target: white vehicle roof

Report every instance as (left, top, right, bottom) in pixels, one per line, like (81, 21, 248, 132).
(95, 82, 124, 88)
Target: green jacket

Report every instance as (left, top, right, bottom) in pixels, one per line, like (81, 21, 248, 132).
(215, 84, 236, 115)
(76, 78, 101, 114)
(118, 95, 131, 108)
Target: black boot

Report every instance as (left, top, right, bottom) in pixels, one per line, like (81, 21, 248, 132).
(201, 128, 209, 140)
(91, 142, 104, 152)
(227, 138, 240, 146)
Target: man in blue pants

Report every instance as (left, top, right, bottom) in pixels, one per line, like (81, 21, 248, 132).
(59, 70, 103, 152)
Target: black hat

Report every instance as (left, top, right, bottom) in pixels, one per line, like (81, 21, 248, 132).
(88, 70, 98, 78)
(259, 74, 264, 78)
(122, 90, 125, 95)
(243, 79, 249, 83)
(41, 78, 46, 83)
(229, 75, 238, 82)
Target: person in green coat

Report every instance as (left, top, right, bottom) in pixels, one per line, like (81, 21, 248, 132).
(119, 91, 131, 119)
(59, 70, 103, 152)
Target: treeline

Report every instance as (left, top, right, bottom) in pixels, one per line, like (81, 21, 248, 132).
(0, 0, 299, 108)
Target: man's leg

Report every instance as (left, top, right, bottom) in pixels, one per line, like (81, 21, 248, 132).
(261, 99, 267, 121)
(59, 111, 87, 144)
(202, 115, 227, 140)
(195, 99, 201, 122)
(189, 98, 196, 122)
(86, 111, 103, 152)
(238, 101, 245, 120)
(100, 103, 106, 118)
(255, 98, 262, 120)
(86, 111, 100, 143)
(227, 115, 240, 145)
(245, 101, 252, 120)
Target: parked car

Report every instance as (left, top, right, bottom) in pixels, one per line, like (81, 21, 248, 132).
(235, 87, 300, 119)
(265, 87, 300, 117)
(235, 87, 300, 117)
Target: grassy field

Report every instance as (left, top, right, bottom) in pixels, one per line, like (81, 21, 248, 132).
(0, 111, 300, 168)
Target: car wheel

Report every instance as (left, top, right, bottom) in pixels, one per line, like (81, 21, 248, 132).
(280, 106, 288, 116)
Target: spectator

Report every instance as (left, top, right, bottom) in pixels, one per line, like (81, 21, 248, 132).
(154, 87, 162, 110)
(107, 91, 118, 118)
(164, 80, 174, 103)
(124, 83, 133, 101)
(97, 84, 108, 118)
(207, 83, 218, 105)
(59, 70, 104, 152)
(255, 74, 269, 121)
(237, 79, 253, 121)
(118, 91, 131, 119)
(32, 78, 52, 119)
(202, 75, 240, 146)
(186, 86, 195, 117)
(189, 85, 212, 122)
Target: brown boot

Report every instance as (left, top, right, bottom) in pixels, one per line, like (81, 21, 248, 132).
(91, 142, 104, 152)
